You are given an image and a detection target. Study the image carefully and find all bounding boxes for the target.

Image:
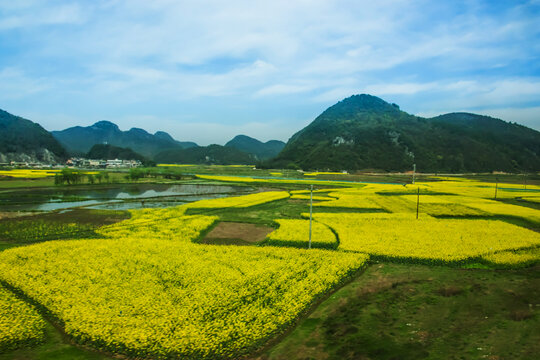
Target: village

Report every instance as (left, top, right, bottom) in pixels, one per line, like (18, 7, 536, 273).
(0, 158, 143, 169)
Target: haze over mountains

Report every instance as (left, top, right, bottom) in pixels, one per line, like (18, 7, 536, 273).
(2, 94, 540, 172)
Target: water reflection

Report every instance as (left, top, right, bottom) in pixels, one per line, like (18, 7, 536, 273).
(0, 184, 251, 211)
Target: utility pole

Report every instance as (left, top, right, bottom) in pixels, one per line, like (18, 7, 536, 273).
(416, 187, 420, 219)
(494, 177, 499, 200)
(412, 163, 416, 184)
(308, 184, 313, 249)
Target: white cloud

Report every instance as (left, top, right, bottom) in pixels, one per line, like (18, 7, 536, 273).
(0, 68, 50, 99)
(362, 82, 438, 95)
(0, 3, 86, 30)
(254, 84, 313, 97)
(0, 0, 538, 142)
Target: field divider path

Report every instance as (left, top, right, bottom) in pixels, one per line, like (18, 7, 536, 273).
(244, 263, 370, 360)
(0, 279, 117, 359)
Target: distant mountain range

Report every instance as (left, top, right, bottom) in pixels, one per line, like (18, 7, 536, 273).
(51, 121, 197, 158)
(156, 144, 256, 165)
(267, 94, 540, 172)
(0, 109, 67, 164)
(50, 121, 284, 164)
(86, 144, 152, 165)
(2, 96, 540, 172)
(225, 135, 285, 160)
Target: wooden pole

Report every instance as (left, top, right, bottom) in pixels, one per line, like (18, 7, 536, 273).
(308, 184, 313, 249)
(494, 177, 498, 200)
(416, 187, 420, 219)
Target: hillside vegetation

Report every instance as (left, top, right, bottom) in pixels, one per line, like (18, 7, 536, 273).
(0, 109, 67, 164)
(52, 121, 196, 157)
(154, 144, 255, 165)
(86, 144, 153, 165)
(225, 135, 285, 160)
(268, 94, 540, 172)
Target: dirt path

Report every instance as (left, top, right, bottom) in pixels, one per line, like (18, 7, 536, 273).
(203, 222, 274, 244)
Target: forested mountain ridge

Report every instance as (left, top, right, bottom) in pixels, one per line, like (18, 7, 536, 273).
(0, 109, 67, 164)
(225, 135, 285, 160)
(155, 144, 255, 165)
(267, 94, 540, 172)
(52, 121, 197, 157)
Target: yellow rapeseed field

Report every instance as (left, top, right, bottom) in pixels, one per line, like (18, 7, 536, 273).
(0, 286, 45, 352)
(0, 169, 60, 178)
(266, 219, 337, 249)
(314, 194, 383, 209)
(0, 204, 368, 359)
(289, 194, 333, 201)
(313, 213, 540, 263)
(184, 191, 289, 209)
(482, 247, 540, 266)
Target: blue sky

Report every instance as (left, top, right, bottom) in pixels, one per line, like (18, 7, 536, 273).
(0, 0, 539, 145)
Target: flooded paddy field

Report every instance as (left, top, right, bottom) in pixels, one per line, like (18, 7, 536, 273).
(0, 183, 253, 212)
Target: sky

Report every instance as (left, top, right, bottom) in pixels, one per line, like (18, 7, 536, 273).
(0, 0, 539, 145)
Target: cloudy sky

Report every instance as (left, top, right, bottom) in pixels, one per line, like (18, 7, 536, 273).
(0, 0, 539, 145)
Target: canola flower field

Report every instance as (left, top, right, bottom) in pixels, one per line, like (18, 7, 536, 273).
(0, 169, 60, 178)
(266, 219, 337, 249)
(0, 175, 539, 358)
(0, 285, 45, 352)
(312, 213, 539, 263)
(184, 191, 289, 209)
(0, 201, 368, 358)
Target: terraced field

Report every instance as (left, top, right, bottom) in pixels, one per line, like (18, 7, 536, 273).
(0, 175, 539, 359)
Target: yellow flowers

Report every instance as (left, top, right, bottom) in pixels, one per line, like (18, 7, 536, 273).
(290, 194, 333, 201)
(0, 169, 60, 178)
(195, 174, 364, 187)
(185, 191, 289, 209)
(482, 247, 540, 266)
(313, 213, 540, 263)
(314, 194, 383, 209)
(303, 172, 346, 176)
(266, 219, 337, 249)
(0, 203, 368, 359)
(0, 285, 45, 352)
(1, 177, 539, 357)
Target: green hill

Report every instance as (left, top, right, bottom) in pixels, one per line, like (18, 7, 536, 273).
(225, 135, 285, 160)
(0, 109, 67, 164)
(155, 144, 255, 165)
(52, 121, 197, 157)
(86, 144, 153, 165)
(267, 94, 540, 172)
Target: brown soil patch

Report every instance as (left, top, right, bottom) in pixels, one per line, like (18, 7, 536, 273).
(203, 222, 273, 244)
(0, 212, 33, 220)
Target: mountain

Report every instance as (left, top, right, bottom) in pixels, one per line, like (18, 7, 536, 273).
(0, 109, 67, 164)
(267, 94, 540, 172)
(52, 121, 197, 157)
(86, 144, 153, 165)
(225, 135, 285, 160)
(155, 144, 255, 165)
(154, 131, 198, 149)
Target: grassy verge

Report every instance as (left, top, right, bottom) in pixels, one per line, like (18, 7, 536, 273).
(0, 319, 113, 360)
(261, 262, 540, 360)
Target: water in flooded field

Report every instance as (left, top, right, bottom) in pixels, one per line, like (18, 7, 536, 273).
(0, 183, 252, 212)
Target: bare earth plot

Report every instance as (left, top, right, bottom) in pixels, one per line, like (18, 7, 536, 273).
(202, 221, 274, 244)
